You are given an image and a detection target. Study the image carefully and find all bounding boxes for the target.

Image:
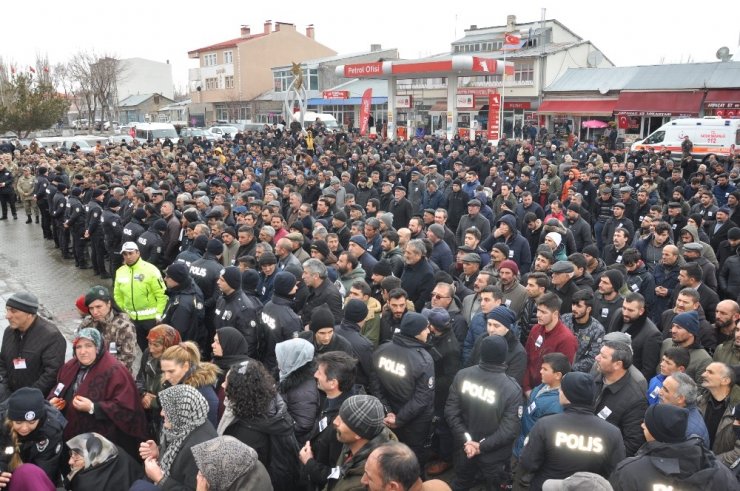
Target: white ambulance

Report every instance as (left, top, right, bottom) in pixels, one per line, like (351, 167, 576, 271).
(630, 117, 739, 157)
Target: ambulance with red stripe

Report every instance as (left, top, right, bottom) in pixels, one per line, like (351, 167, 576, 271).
(631, 117, 740, 158)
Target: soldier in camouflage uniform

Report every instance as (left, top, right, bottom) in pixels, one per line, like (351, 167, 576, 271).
(15, 167, 38, 223)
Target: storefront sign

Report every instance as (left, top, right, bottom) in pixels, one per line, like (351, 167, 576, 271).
(706, 102, 740, 109)
(487, 93, 500, 141)
(395, 95, 412, 109)
(322, 90, 349, 99)
(344, 63, 383, 77)
(456, 94, 474, 108)
(504, 102, 531, 110)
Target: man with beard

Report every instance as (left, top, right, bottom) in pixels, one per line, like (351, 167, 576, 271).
(380, 230, 404, 277)
(560, 289, 605, 373)
(603, 228, 631, 266)
(565, 204, 593, 252)
(498, 260, 527, 315)
(713, 300, 740, 348)
(390, 185, 413, 231)
(713, 310, 740, 366)
(652, 245, 683, 324)
(636, 221, 672, 273)
(623, 248, 657, 310)
(595, 270, 625, 331)
(379, 288, 410, 344)
(608, 293, 663, 380)
(583, 244, 606, 284)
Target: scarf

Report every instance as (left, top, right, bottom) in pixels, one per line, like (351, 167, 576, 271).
(158, 385, 209, 477)
(66, 432, 119, 481)
(191, 436, 258, 491)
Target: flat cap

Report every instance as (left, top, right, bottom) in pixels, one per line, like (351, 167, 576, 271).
(551, 261, 575, 273)
(461, 253, 481, 263)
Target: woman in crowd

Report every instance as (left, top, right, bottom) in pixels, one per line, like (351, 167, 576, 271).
(160, 341, 220, 427)
(275, 338, 320, 445)
(220, 360, 299, 491)
(0, 388, 65, 485)
(49, 328, 147, 458)
(192, 436, 273, 491)
(65, 432, 143, 490)
(211, 326, 251, 416)
(134, 385, 217, 491)
(135, 325, 181, 439)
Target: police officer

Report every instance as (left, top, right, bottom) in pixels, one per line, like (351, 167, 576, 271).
(0, 159, 17, 220)
(518, 372, 625, 490)
(33, 167, 53, 239)
(85, 189, 108, 278)
(102, 199, 124, 275)
(610, 404, 737, 490)
(51, 183, 70, 257)
(121, 208, 146, 247)
(260, 271, 300, 377)
(370, 311, 435, 469)
(137, 218, 167, 269)
(65, 188, 88, 269)
(190, 239, 224, 348)
(214, 266, 261, 359)
(162, 262, 205, 343)
(445, 335, 523, 490)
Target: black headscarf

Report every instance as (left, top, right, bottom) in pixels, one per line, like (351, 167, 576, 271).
(212, 327, 251, 373)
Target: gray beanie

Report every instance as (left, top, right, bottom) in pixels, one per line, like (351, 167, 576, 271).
(339, 395, 385, 440)
(6, 292, 39, 315)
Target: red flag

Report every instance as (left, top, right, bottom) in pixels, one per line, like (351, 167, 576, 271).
(359, 88, 372, 136)
(503, 33, 523, 50)
(504, 64, 515, 76)
(43, 66, 49, 73)
(29, 66, 36, 73)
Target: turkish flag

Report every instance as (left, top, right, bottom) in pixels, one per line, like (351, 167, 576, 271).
(716, 110, 725, 118)
(618, 115, 629, 129)
(504, 34, 521, 45)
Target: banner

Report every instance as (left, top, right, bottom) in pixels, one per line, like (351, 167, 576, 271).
(359, 88, 373, 136)
(487, 93, 500, 141)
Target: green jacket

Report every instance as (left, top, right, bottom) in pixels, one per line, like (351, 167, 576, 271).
(113, 258, 167, 321)
(324, 428, 396, 491)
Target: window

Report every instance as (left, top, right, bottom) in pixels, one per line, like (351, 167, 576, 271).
(205, 77, 218, 90)
(273, 67, 319, 92)
(203, 54, 217, 67)
(224, 76, 234, 89)
(514, 61, 534, 82)
(224, 51, 233, 64)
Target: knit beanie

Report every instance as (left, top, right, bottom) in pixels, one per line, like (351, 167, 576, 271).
(344, 299, 369, 324)
(603, 270, 624, 291)
(193, 235, 209, 253)
(259, 252, 277, 266)
(241, 269, 260, 293)
(399, 312, 429, 337)
(310, 305, 335, 333)
(372, 260, 393, 277)
(644, 404, 688, 443)
(7, 387, 46, 422)
(75, 295, 89, 315)
(221, 266, 242, 290)
(207, 239, 224, 256)
(338, 395, 385, 440)
(273, 271, 297, 297)
(480, 335, 508, 364)
(486, 306, 517, 329)
(560, 372, 596, 407)
(165, 263, 190, 285)
(491, 243, 510, 258)
(583, 244, 600, 258)
(672, 310, 700, 336)
(6, 292, 39, 315)
(499, 259, 519, 275)
(545, 232, 562, 248)
(310, 240, 330, 258)
(84, 285, 111, 306)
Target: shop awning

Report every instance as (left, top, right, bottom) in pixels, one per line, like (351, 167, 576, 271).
(537, 99, 617, 116)
(614, 91, 703, 116)
(704, 89, 740, 109)
(308, 97, 387, 106)
(428, 101, 485, 112)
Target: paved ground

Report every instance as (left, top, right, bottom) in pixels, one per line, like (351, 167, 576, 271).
(0, 217, 109, 356)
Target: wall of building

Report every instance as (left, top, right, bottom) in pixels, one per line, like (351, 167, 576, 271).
(117, 58, 174, 101)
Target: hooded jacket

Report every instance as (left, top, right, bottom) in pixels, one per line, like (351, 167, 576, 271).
(277, 349, 320, 445)
(491, 214, 532, 274)
(678, 224, 719, 270)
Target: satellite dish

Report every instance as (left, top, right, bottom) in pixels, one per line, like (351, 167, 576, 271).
(587, 51, 604, 67)
(716, 46, 732, 62)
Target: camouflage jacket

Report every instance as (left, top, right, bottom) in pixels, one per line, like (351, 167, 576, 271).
(560, 314, 605, 373)
(78, 310, 137, 373)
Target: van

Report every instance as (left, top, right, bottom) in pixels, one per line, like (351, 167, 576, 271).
(134, 123, 180, 144)
(631, 117, 740, 157)
(292, 111, 341, 132)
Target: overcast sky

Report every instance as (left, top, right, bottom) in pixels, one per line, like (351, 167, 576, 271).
(3, 1, 739, 92)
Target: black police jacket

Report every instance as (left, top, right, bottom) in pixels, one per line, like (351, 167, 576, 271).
(85, 200, 103, 236)
(101, 209, 123, 250)
(121, 219, 145, 246)
(162, 278, 205, 343)
(445, 362, 522, 463)
(214, 289, 261, 359)
(519, 405, 626, 490)
(65, 196, 85, 228)
(260, 295, 297, 377)
(51, 192, 66, 220)
(189, 254, 223, 309)
(370, 333, 435, 426)
(137, 229, 163, 267)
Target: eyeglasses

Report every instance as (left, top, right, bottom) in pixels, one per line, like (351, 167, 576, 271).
(431, 293, 450, 300)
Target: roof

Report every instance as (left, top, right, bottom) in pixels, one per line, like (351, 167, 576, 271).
(454, 19, 583, 44)
(545, 61, 740, 93)
(188, 33, 267, 55)
(272, 48, 398, 68)
(118, 94, 174, 108)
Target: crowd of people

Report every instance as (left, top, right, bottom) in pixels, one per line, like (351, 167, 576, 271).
(1, 123, 740, 490)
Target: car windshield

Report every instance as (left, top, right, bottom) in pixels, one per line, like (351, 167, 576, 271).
(151, 129, 178, 139)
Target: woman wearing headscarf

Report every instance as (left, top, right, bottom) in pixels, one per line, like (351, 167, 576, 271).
(192, 436, 272, 491)
(219, 360, 300, 491)
(48, 328, 148, 458)
(275, 338, 320, 445)
(0, 388, 65, 485)
(159, 342, 220, 428)
(135, 325, 181, 439)
(134, 385, 218, 491)
(211, 327, 251, 419)
(64, 432, 143, 491)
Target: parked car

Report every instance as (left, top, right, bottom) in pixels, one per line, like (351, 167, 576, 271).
(208, 125, 239, 138)
(71, 119, 89, 130)
(180, 127, 217, 145)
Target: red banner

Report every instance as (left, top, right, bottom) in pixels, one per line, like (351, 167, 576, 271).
(359, 88, 372, 136)
(322, 90, 349, 99)
(487, 93, 500, 141)
(618, 115, 629, 129)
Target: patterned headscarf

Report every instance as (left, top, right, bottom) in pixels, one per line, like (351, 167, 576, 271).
(191, 436, 258, 491)
(66, 432, 119, 480)
(73, 328, 104, 361)
(158, 385, 209, 477)
(146, 324, 182, 350)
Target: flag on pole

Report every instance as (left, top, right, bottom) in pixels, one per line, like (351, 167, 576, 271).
(359, 88, 372, 136)
(43, 66, 49, 73)
(29, 66, 36, 73)
(502, 33, 524, 50)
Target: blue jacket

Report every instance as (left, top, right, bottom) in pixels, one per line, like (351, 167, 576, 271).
(713, 182, 736, 207)
(494, 214, 533, 274)
(513, 383, 563, 457)
(462, 311, 487, 364)
(647, 373, 665, 405)
(686, 404, 711, 448)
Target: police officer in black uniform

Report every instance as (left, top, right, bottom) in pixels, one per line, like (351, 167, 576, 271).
(190, 239, 224, 349)
(51, 183, 70, 257)
(370, 311, 435, 470)
(121, 208, 146, 248)
(214, 266, 261, 359)
(137, 218, 167, 269)
(33, 167, 52, 239)
(65, 188, 87, 268)
(102, 198, 124, 275)
(85, 189, 108, 278)
(260, 271, 300, 377)
(0, 160, 17, 220)
(518, 372, 625, 490)
(162, 262, 205, 343)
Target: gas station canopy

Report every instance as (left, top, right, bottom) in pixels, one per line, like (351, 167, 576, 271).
(335, 55, 512, 79)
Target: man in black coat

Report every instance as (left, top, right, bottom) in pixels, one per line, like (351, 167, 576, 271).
(190, 239, 225, 343)
(607, 293, 662, 381)
(334, 299, 374, 388)
(400, 239, 435, 312)
(445, 336, 522, 489)
(390, 185, 413, 230)
(371, 312, 435, 469)
(214, 266, 261, 359)
(260, 271, 299, 377)
(610, 404, 737, 490)
(162, 262, 205, 343)
(300, 259, 344, 325)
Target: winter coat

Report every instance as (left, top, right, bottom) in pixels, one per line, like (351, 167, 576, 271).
(447, 190, 470, 230)
(610, 438, 738, 491)
(113, 258, 167, 322)
(659, 338, 712, 386)
(492, 214, 532, 274)
(455, 213, 491, 245)
(466, 331, 526, 385)
(593, 370, 648, 456)
(523, 321, 578, 392)
(426, 328, 460, 413)
(214, 289, 262, 359)
(162, 278, 205, 344)
(567, 215, 594, 252)
(719, 247, 740, 299)
(697, 385, 740, 466)
(261, 295, 299, 376)
(78, 310, 137, 373)
(608, 310, 663, 381)
(334, 321, 374, 388)
(190, 254, 226, 310)
(512, 383, 562, 457)
(325, 428, 396, 491)
(301, 279, 344, 325)
(560, 314, 605, 373)
(159, 421, 218, 491)
(66, 444, 144, 491)
(279, 363, 321, 445)
(651, 260, 681, 324)
(401, 258, 435, 312)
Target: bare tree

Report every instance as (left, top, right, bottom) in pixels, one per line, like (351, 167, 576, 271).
(67, 51, 95, 130)
(90, 55, 123, 128)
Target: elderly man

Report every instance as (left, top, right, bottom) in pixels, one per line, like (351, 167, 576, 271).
(400, 239, 435, 312)
(301, 258, 344, 325)
(698, 362, 740, 465)
(658, 371, 710, 447)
